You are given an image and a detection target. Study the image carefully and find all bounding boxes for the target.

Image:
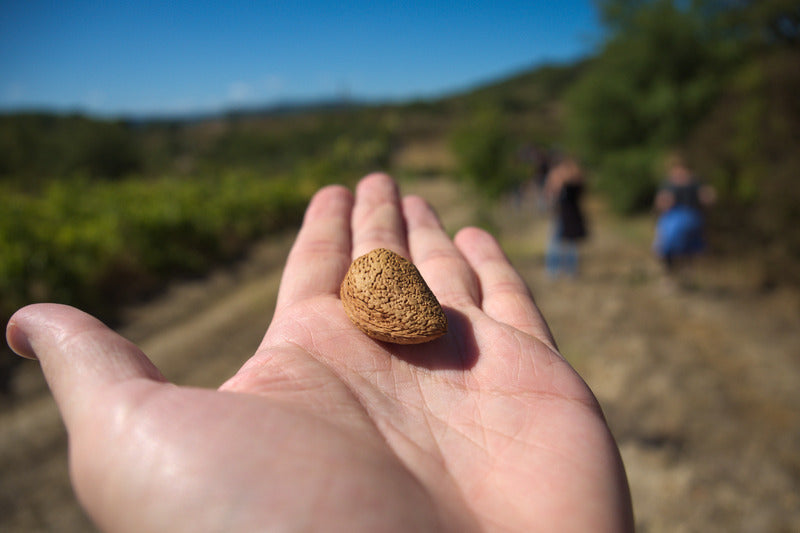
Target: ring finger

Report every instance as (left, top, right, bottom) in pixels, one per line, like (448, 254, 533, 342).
(402, 195, 480, 309)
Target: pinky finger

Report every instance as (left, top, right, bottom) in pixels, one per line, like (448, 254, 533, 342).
(454, 227, 556, 346)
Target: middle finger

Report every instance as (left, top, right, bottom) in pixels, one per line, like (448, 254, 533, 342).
(350, 173, 410, 259)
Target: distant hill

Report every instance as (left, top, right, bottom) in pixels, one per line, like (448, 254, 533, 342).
(443, 60, 588, 111)
(0, 60, 583, 183)
(198, 59, 588, 122)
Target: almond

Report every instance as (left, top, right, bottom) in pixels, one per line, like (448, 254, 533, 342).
(340, 248, 447, 344)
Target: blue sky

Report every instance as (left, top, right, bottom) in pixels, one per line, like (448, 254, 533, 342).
(0, 1, 601, 117)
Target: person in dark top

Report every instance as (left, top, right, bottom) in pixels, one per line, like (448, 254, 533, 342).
(545, 157, 588, 277)
(653, 157, 716, 271)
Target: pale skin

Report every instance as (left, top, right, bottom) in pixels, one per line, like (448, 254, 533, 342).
(6, 173, 634, 532)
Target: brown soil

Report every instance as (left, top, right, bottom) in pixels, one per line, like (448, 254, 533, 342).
(2, 177, 799, 532)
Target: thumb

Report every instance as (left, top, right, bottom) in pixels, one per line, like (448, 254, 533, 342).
(6, 303, 166, 426)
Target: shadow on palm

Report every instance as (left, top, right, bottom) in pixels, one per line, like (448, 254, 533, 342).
(377, 307, 479, 370)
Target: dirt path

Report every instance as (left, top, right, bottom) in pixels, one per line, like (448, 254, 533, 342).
(2, 177, 799, 532)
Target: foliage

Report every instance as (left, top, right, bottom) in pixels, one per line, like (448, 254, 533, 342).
(713, 0, 800, 50)
(443, 61, 587, 198)
(198, 114, 392, 178)
(596, 148, 662, 213)
(449, 107, 516, 198)
(566, 0, 726, 212)
(0, 114, 142, 182)
(447, 61, 588, 117)
(0, 104, 409, 343)
(686, 49, 800, 286)
(0, 174, 309, 327)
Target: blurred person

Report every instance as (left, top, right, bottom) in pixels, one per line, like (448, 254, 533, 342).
(6, 173, 632, 532)
(653, 156, 716, 272)
(544, 157, 589, 278)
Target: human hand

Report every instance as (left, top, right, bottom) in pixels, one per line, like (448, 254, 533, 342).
(6, 173, 633, 532)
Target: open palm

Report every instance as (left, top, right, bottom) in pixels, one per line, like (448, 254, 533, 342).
(7, 174, 632, 532)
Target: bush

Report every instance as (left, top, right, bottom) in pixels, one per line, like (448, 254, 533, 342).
(686, 49, 800, 286)
(450, 107, 515, 197)
(597, 148, 661, 214)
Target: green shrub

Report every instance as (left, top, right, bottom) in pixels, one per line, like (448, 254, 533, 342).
(596, 148, 661, 214)
(450, 107, 515, 197)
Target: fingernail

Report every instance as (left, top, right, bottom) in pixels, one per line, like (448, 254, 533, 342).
(6, 320, 37, 360)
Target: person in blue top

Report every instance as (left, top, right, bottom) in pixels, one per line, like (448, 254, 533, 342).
(653, 156, 716, 272)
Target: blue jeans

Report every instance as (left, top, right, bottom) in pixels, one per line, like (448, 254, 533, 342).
(546, 235, 579, 277)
